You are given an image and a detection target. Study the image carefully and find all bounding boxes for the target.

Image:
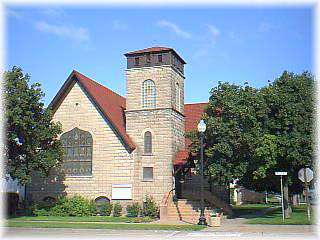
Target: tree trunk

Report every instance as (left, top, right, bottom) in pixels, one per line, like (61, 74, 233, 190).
(283, 177, 292, 218)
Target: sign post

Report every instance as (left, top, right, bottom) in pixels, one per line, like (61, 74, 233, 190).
(275, 171, 287, 222)
(298, 167, 313, 222)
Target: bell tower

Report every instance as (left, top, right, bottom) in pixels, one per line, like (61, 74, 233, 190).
(124, 47, 186, 203)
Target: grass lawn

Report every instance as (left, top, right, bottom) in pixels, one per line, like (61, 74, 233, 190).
(6, 221, 205, 231)
(9, 215, 153, 223)
(231, 203, 276, 218)
(247, 205, 313, 225)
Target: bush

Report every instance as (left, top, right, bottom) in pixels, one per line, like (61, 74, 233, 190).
(33, 195, 98, 217)
(113, 202, 122, 217)
(142, 195, 158, 218)
(34, 208, 49, 216)
(98, 202, 113, 216)
(126, 202, 141, 218)
(89, 200, 98, 216)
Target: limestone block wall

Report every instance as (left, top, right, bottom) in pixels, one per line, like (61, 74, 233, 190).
(29, 82, 134, 203)
(126, 65, 184, 115)
(125, 65, 186, 204)
(125, 109, 174, 203)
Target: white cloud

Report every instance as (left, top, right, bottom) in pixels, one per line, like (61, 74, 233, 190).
(193, 24, 221, 59)
(194, 48, 208, 59)
(258, 22, 273, 33)
(228, 31, 237, 40)
(157, 20, 192, 39)
(34, 21, 90, 43)
(112, 20, 128, 31)
(42, 8, 67, 19)
(206, 24, 220, 38)
(6, 9, 23, 19)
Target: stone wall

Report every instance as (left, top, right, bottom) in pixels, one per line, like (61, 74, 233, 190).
(125, 65, 185, 204)
(29, 82, 135, 203)
(126, 65, 184, 115)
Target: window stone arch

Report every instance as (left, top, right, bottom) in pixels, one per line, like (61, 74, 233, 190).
(60, 127, 93, 176)
(142, 79, 156, 109)
(42, 196, 57, 205)
(95, 196, 110, 204)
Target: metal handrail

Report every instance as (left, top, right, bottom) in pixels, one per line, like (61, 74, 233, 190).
(160, 188, 175, 206)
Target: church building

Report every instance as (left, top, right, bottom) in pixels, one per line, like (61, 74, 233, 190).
(28, 47, 207, 209)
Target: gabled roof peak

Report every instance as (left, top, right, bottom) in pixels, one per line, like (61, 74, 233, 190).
(49, 70, 135, 152)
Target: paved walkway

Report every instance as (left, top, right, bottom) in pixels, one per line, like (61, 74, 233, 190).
(2, 227, 318, 240)
(204, 217, 315, 234)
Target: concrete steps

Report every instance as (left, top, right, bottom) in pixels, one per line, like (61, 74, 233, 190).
(166, 199, 210, 224)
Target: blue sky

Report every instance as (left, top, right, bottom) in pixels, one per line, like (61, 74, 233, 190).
(6, 6, 313, 105)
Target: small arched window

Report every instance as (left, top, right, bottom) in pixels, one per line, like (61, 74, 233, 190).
(175, 83, 181, 111)
(95, 196, 110, 204)
(42, 196, 57, 205)
(60, 127, 93, 176)
(144, 131, 152, 154)
(142, 80, 156, 109)
(95, 196, 110, 215)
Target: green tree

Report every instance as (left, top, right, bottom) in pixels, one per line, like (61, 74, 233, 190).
(4, 66, 63, 188)
(187, 71, 314, 218)
(257, 71, 314, 216)
(188, 82, 268, 186)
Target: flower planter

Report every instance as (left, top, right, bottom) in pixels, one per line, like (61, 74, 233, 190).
(211, 216, 221, 227)
(208, 208, 223, 227)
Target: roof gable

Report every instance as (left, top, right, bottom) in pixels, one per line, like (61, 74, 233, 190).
(49, 70, 135, 152)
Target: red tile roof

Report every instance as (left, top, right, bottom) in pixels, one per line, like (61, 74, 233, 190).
(173, 103, 208, 166)
(184, 103, 207, 147)
(174, 150, 190, 166)
(49, 70, 136, 152)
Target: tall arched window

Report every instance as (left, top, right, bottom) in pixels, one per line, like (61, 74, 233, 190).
(175, 83, 181, 111)
(144, 131, 152, 154)
(60, 127, 93, 176)
(142, 80, 156, 109)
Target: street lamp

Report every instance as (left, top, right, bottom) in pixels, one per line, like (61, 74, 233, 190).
(197, 119, 207, 225)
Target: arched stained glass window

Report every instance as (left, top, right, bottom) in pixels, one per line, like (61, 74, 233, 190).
(60, 127, 92, 176)
(142, 80, 156, 109)
(144, 131, 152, 154)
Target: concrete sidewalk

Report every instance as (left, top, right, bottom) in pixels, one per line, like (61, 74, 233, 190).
(2, 227, 318, 240)
(204, 217, 315, 234)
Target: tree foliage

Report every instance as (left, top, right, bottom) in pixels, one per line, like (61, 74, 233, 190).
(4, 66, 63, 185)
(187, 71, 314, 193)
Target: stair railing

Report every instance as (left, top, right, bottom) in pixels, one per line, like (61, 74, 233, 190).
(159, 188, 175, 221)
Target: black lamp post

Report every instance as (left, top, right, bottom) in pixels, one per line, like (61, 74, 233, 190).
(197, 119, 207, 226)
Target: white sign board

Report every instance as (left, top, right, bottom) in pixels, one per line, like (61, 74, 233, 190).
(298, 168, 313, 183)
(112, 184, 132, 200)
(275, 172, 287, 176)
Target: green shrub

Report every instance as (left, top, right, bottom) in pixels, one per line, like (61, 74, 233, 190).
(126, 202, 141, 217)
(98, 202, 113, 216)
(34, 208, 49, 216)
(142, 195, 158, 218)
(34, 195, 97, 217)
(113, 202, 122, 217)
(89, 200, 98, 216)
